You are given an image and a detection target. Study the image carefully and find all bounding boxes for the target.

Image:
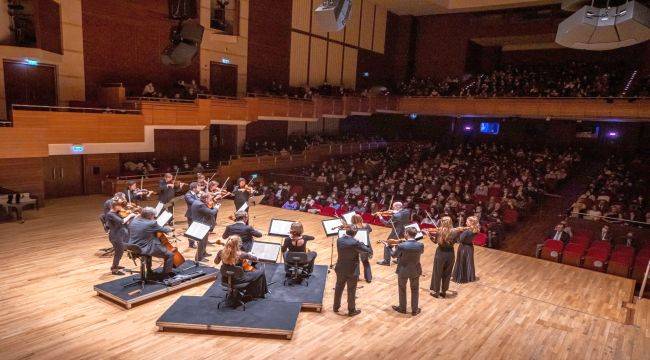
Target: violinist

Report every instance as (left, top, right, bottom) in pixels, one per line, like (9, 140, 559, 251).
(281, 222, 316, 274)
(232, 177, 255, 213)
(425, 216, 458, 298)
(127, 207, 176, 279)
(214, 235, 268, 300)
(190, 193, 220, 262)
(103, 192, 126, 216)
(208, 180, 232, 201)
(350, 214, 373, 283)
(376, 202, 411, 266)
(159, 173, 185, 224)
(183, 182, 199, 248)
(222, 211, 262, 252)
(196, 173, 208, 192)
(125, 181, 153, 204)
(106, 199, 137, 275)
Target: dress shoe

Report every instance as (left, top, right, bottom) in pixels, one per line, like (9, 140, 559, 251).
(348, 309, 361, 317)
(430, 292, 440, 298)
(376, 260, 390, 266)
(392, 305, 407, 314)
(188, 242, 197, 248)
(205, 252, 212, 257)
(333, 308, 339, 313)
(440, 292, 446, 298)
(365, 279, 372, 283)
(165, 272, 177, 279)
(412, 308, 421, 316)
(111, 269, 124, 275)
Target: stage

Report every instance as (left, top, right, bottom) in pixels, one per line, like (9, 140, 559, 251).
(0, 195, 647, 359)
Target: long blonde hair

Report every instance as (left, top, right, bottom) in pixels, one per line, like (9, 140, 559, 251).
(351, 214, 364, 226)
(466, 216, 480, 233)
(436, 216, 454, 246)
(222, 235, 242, 265)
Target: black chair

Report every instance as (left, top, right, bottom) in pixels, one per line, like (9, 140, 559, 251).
(123, 244, 159, 290)
(218, 265, 250, 311)
(98, 214, 114, 257)
(284, 252, 310, 286)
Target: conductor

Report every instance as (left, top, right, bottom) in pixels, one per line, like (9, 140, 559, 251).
(333, 224, 372, 317)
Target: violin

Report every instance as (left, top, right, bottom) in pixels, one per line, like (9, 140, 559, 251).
(380, 238, 405, 246)
(118, 202, 142, 218)
(157, 231, 186, 267)
(372, 210, 396, 217)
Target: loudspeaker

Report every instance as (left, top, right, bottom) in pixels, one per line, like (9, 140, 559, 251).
(180, 20, 204, 43)
(162, 42, 197, 68)
(313, 0, 352, 32)
(556, 1, 650, 50)
(161, 19, 203, 67)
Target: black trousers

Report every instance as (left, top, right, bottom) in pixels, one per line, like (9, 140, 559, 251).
(333, 273, 358, 313)
(186, 218, 195, 246)
(430, 249, 455, 294)
(109, 238, 124, 269)
(195, 233, 209, 261)
(398, 275, 419, 313)
(360, 253, 372, 281)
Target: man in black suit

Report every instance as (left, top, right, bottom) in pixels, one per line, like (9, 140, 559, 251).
(127, 207, 176, 278)
(333, 225, 372, 316)
(377, 202, 411, 266)
(389, 227, 424, 316)
(221, 211, 262, 252)
(190, 193, 220, 262)
(547, 224, 570, 244)
(125, 181, 151, 204)
(158, 173, 183, 225)
(183, 182, 200, 248)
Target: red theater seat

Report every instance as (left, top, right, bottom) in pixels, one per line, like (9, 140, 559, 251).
(361, 213, 375, 224)
(632, 256, 650, 282)
(562, 242, 586, 266)
(607, 252, 634, 277)
(473, 233, 488, 247)
(320, 207, 336, 217)
(502, 209, 519, 226)
(541, 239, 564, 262)
(583, 248, 610, 272)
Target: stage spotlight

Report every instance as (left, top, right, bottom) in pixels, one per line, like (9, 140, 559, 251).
(409, 113, 418, 120)
(606, 131, 619, 138)
(463, 125, 473, 131)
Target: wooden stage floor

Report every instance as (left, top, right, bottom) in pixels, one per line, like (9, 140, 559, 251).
(0, 196, 648, 359)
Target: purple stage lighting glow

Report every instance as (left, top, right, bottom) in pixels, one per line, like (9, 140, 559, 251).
(607, 131, 618, 138)
(464, 125, 473, 131)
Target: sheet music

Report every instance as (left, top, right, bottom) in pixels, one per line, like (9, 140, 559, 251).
(250, 241, 281, 263)
(342, 211, 356, 224)
(405, 223, 424, 240)
(238, 202, 249, 212)
(268, 219, 294, 236)
(185, 221, 210, 240)
(156, 210, 173, 227)
(322, 218, 344, 236)
(339, 229, 370, 246)
(154, 202, 164, 216)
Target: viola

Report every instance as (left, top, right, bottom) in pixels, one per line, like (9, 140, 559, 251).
(156, 232, 186, 268)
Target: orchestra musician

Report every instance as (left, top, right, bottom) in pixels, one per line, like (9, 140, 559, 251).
(232, 177, 255, 213)
(281, 222, 317, 274)
(387, 227, 423, 316)
(214, 235, 268, 299)
(452, 216, 480, 284)
(333, 224, 371, 317)
(105, 198, 136, 275)
(190, 193, 220, 262)
(125, 181, 152, 204)
(222, 211, 262, 253)
(426, 216, 459, 298)
(183, 182, 200, 248)
(158, 173, 186, 224)
(350, 214, 373, 283)
(127, 207, 177, 279)
(376, 202, 411, 266)
(103, 192, 126, 216)
(196, 173, 208, 192)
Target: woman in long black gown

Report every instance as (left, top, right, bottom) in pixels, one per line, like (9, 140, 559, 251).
(215, 235, 268, 299)
(452, 216, 480, 283)
(350, 214, 373, 283)
(281, 222, 317, 274)
(428, 216, 459, 298)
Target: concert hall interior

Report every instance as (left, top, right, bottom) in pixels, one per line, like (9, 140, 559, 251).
(0, 0, 649, 358)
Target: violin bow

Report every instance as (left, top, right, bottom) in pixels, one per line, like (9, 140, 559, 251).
(424, 210, 439, 228)
(140, 176, 144, 191)
(208, 171, 218, 183)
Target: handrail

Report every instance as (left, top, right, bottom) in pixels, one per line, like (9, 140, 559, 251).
(567, 211, 649, 226)
(126, 96, 197, 104)
(198, 93, 241, 100)
(11, 104, 141, 114)
(400, 95, 650, 100)
(111, 167, 218, 180)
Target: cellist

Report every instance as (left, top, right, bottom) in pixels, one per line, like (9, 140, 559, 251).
(127, 207, 177, 279)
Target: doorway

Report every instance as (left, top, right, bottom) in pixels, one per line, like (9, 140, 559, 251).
(210, 61, 238, 97)
(3, 60, 57, 122)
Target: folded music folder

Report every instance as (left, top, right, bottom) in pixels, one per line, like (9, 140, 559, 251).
(322, 218, 344, 236)
(156, 210, 173, 227)
(185, 221, 210, 240)
(250, 241, 282, 263)
(338, 229, 370, 246)
(268, 219, 294, 237)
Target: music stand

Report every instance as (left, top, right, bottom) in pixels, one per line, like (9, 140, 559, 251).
(250, 241, 282, 263)
(267, 218, 294, 237)
(321, 218, 344, 237)
(185, 221, 211, 267)
(405, 223, 424, 240)
(338, 229, 370, 246)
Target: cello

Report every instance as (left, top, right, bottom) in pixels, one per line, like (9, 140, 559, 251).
(156, 232, 186, 267)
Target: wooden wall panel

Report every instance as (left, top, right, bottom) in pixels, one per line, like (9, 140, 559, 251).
(287, 120, 306, 136)
(345, 0, 361, 46)
(309, 37, 327, 87)
(246, 120, 288, 143)
(289, 32, 310, 87)
(0, 157, 45, 201)
(310, 0, 328, 37)
(83, 153, 120, 195)
(82, 0, 200, 100)
(328, 28, 344, 42)
(306, 117, 322, 134)
(326, 42, 343, 85)
(247, 0, 293, 91)
(0, 128, 49, 159)
(359, 0, 375, 50)
(153, 129, 200, 166)
(291, 0, 311, 31)
(385, 12, 413, 87)
(36, 0, 63, 54)
(372, 5, 387, 54)
(342, 47, 358, 89)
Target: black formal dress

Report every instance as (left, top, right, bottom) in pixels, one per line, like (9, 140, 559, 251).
(391, 239, 424, 313)
(105, 211, 128, 269)
(333, 235, 372, 313)
(452, 230, 477, 283)
(232, 186, 251, 212)
(430, 232, 457, 295)
(281, 235, 317, 274)
(216, 251, 268, 299)
(358, 224, 374, 281)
